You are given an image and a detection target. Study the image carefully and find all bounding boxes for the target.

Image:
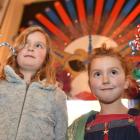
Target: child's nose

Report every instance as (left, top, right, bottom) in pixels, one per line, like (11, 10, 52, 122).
(102, 75, 110, 84)
(27, 45, 34, 51)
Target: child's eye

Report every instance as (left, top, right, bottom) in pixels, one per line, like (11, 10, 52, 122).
(111, 70, 118, 75)
(93, 72, 101, 78)
(35, 43, 43, 48)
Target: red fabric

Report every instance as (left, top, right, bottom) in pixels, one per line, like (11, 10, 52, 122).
(104, 134, 108, 140)
(134, 116, 140, 133)
(86, 113, 140, 140)
(104, 122, 109, 140)
(93, 114, 131, 140)
(87, 114, 132, 127)
(75, 91, 96, 100)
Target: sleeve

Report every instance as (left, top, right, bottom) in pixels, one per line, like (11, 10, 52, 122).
(53, 88, 68, 140)
(67, 118, 80, 140)
(67, 110, 98, 140)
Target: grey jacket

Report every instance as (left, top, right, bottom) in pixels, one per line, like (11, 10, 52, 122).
(0, 65, 68, 140)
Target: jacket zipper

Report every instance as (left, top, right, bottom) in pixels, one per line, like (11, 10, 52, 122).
(15, 84, 29, 140)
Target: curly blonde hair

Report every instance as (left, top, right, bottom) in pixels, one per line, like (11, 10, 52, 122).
(1, 26, 56, 85)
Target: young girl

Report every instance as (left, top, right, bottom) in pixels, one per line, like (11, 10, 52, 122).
(67, 44, 140, 140)
(0, 26, 67, 140)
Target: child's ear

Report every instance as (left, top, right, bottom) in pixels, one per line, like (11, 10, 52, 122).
(124, 77, 129, 89)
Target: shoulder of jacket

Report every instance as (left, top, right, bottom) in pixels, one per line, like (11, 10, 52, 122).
(53, 87, 67, 100)
(67, 110, 97, 140)
(69, 110, 97, 128)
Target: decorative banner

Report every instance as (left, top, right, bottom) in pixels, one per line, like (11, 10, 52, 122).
(134, 24, 140, 50)
(129, 24, 140, 55)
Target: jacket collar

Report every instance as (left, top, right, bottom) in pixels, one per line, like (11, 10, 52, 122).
(4, 65, 25, 84)
(4, 65, 57, 90)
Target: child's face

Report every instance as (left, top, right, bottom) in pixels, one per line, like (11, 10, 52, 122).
(89, 56, 129, 104)
(17, 31, 47, 72)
